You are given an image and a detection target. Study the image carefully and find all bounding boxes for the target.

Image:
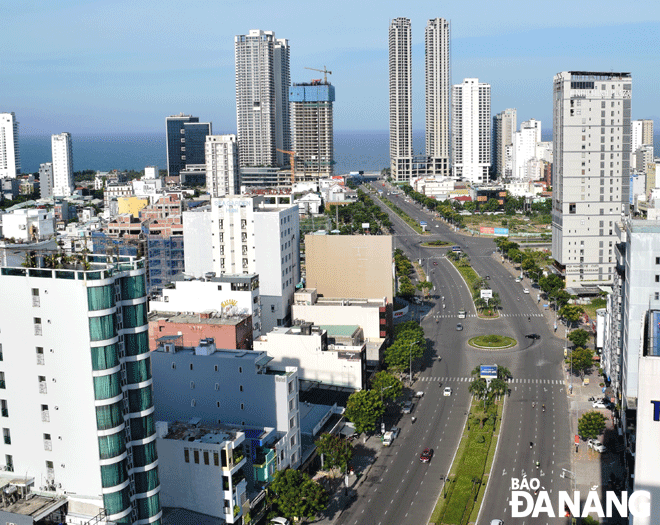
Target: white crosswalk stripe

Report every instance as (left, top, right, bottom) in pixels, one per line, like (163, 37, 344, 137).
(418, 376, 563, 384)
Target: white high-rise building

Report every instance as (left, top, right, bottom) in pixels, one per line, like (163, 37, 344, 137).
(551, 71, 632, 289)
(183, 195, 300, 333)
(512, 119, 542, 181)
(631, 119, 654, 170)
(0, 256, 161, 524)
(235, 29, 290, 169)
(0, 112, 20, 178)
(425, 18, 451, 177)
(205, 135, 240, 198)
(492, 108, 516, 179)
(39, 162, 53, 199)
(51, 133, 74, 197)
(451, 78, 491, 184)
(389, 17, 413, 182)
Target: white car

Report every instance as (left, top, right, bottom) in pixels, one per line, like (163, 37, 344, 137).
(523, 288, 529, 294)
(515, 277, 521, 283)
(270, 519, 290, 525)
(592, 400, 608, 409)
(587, 439, 607, 453)
(443, 387, 452, 397)
(414, 391, 424, 398)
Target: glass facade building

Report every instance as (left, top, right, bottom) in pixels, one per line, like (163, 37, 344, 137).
(165, 114, 211, 177)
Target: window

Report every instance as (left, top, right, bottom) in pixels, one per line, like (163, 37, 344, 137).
(289, 417, 295, 429)
(190, 381, 195, 389)
(569, 204, 576, 214)
(288, 381, 294, 394)
(656, 257, 660, 265)
(171, 363, 176, 370)
(3, 428, 10, 445)
(215, 383, 219, 391)
(214, 452, 219, 466)
(189, 363, 193, 371)
(240, 403, 244, 410)
(655, 276, 659, 283)
(184, 449, 189, 463)
(217, 401, 220, 408)
(214, 365, 218, 372)
(191, 399, 196, 407)
(204, 451, 209, 465)
(239, 385, 243, 392)
(0, 400, 7, 418)
(239, 367, 242, 374)
(193, 450, 199, 464)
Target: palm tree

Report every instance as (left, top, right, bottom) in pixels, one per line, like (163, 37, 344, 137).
(497, 366, 511, 380)
(489, 378, 509, 401)
(474, 297, 487, 312)
(468, 378, 488, 406)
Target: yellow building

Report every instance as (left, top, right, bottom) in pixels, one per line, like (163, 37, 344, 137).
(117, 196, 149, 217)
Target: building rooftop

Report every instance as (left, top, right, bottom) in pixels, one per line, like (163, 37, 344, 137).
(318, 325, 360, 337)
(148, 310, 249, 326)
(161, 420, 244, 445)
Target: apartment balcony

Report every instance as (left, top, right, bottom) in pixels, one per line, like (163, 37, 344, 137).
(1, 409, 8, 418)
(37, 354, 45, 365)
(41, 410, 50, 423)
(0, 380, 6, 389)
(34, 325, 43, 336)
(3, 437, 10, 445)
(46, 468, 54, 480)
(32, 296, 40, 307)
(39, 382, 47, 394)
(44, 439, 52, 451)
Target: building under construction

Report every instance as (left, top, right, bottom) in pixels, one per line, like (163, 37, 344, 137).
(289, 80, 335, 180)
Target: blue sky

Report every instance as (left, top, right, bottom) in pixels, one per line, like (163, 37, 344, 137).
(3, 0, 659, 135)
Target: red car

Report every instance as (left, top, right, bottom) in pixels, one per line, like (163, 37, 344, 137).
(420, 448, 433, 463)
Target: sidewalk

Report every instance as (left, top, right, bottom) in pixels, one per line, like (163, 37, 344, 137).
(311, 435, 383, 525)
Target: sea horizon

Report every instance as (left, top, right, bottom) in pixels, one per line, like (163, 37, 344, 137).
(19, 128, 656, 178)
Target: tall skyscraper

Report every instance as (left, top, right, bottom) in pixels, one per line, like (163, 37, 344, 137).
(492, 108, 517, 178)
(551, 71, 632, 289)
(0, 112, 20, 178)
(389, 17, 413, 182)
(235, 29, 290, 169)
(289, 81, 335, 179)
(51, 132, 74, 197)
(0, 255, 161, 524)
(451, 78, 491, 184)
(425, 18, 451, 177)
(205, 134, 240, 197)
(165, 114, 211, 178)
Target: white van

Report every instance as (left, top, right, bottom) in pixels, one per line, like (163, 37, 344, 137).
(458, 309, 466, 319)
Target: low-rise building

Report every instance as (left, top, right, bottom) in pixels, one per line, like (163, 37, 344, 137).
(292, 288, 391, 367)
(1, 208, 55, 241)
(253, 323, 366, 390)
(156, 420, 248, 523)
(149, 273, 262, 338)
(150, 342, 301, 470)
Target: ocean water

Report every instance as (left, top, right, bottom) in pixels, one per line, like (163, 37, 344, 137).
(18, 131, 660, 176)
(18, 131, 423, 176)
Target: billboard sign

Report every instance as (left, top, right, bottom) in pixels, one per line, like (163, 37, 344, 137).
(480, 227, 509, 236)
(362, 223, 370, 229)
(480, 365, 497, 379)
(480, 289, 493, 299)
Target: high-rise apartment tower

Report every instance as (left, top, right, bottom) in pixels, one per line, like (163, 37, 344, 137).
(205, 135, 240, 197)
(425, 18, 451, 177)
(551, 71, 632, 289)
(389, 18, 413, 182)
(0, 112, 20, 178)
(165, 114, 211, 178)
(289, 82, 335, 179)
(452, 78, 491, 184)
(0, 256, 161, 524)
(492, 109, 516, 178)
(51, 132, 74, 197)
(235, 29, 290, 168)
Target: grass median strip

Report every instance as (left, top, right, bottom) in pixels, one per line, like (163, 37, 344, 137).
(379, 195, 425, 234)
(430, 399, 504, 525)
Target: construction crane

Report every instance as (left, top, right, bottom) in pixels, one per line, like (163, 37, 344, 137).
(277, 149, 296, 185)
(304, 66, 332, 84)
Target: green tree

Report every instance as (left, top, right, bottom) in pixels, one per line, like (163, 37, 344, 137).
(482, 198, 500, 212)
(314, 433, 353, 471)
(398, 276, 415, 297)
(384, 338, 425, 372)
(568, 329, 590, 349)
(582, 516, 600, 525)
(393, 320, 424, 340)
(497, 365, 511, 380)
(370, 371, 403, 402)
(345, 390, 384, 435)
(269, 469, 328, 521)
(560, 304, 584, 328)
(570, 347, 595, 379)
(468, 378, 489, 406)
(488, 378, 509, 400)
(577, 411, 607, 440)
(539, 274, 564, 296)
(417, 280, 433, 298)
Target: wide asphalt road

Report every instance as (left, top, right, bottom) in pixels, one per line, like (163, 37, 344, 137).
(336, 182, 573, 524)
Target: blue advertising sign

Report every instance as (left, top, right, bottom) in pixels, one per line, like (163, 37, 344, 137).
(480, 365, 497, 379)
(420, 221, 427, 226)
(493, 228, 509, 236)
